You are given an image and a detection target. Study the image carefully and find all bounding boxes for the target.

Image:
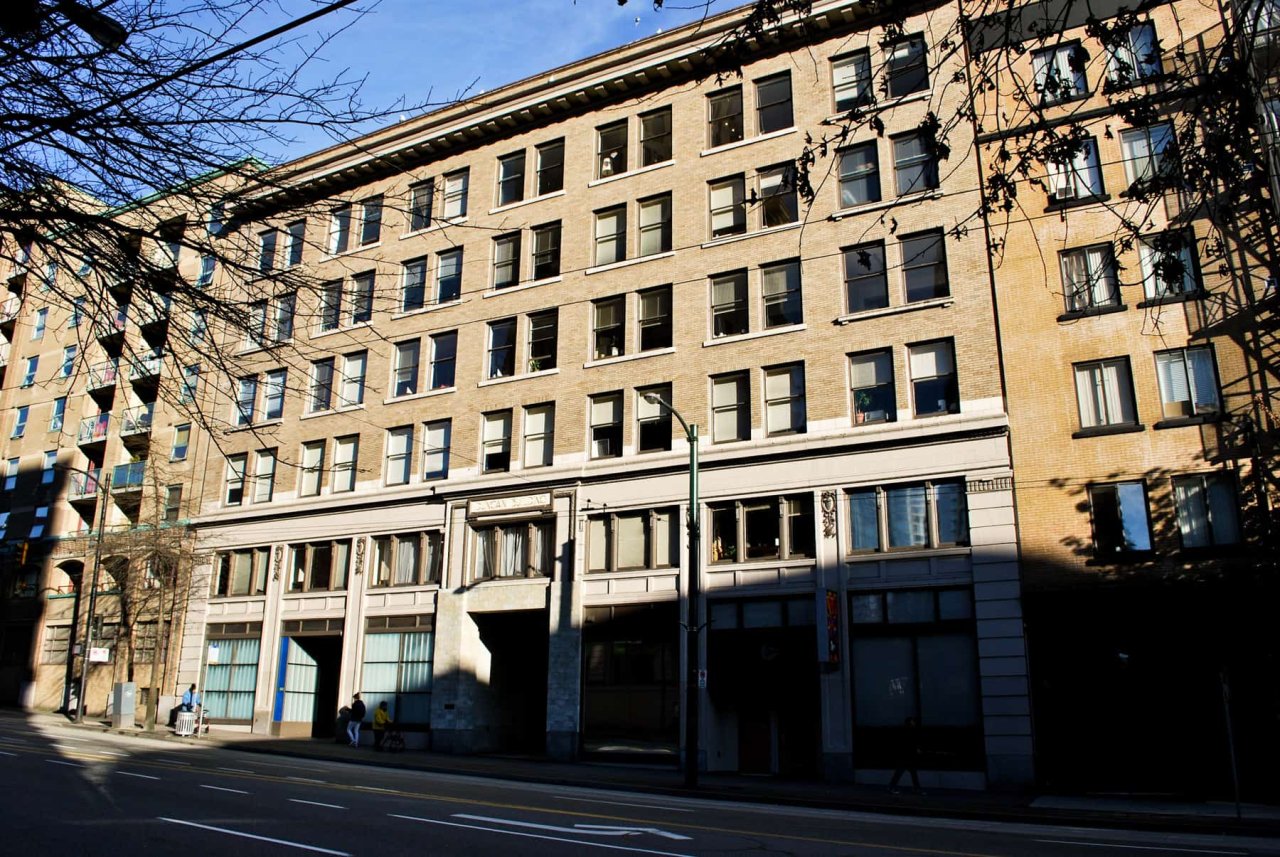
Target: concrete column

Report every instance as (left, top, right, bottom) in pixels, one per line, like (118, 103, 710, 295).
(815, 489, 854, 781)
(545, 491, 581, 760)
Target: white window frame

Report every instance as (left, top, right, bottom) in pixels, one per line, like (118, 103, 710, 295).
(385, 426, 413, 486)
(522, 404, 554, 468)
(1074, 357, 1138, 429)
(1155, 347, 1219, 419)
(764, 363, 806, 435)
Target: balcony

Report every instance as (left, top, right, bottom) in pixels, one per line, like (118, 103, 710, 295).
(94, 307, 127, 342)
(88, 359, 118, 390)
(134, 295, 171, 329)
(69, 468, 101, 500)
(0, 297, 19, 325)
(0, 340, 9, 367)
(129, 350, 163, 381)
(77, 412, 110, 446)
(120, 403, 154, 437)
(111, 461, 146, 492)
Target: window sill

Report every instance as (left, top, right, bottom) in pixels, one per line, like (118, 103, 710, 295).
(471, 575, 551, 586)
(822, 90, 930, 125)
(835, 297, 953, 325)
(703, 323, 805, 348)
(1057, 303, 1127, 322)
(1137, 291, 1206, 309)
(324, 240, 382, 260)
(400, 216, 468, 239)
(708, 556, 816, 572)
(484, 275, 561, 297)
(1154, 414, 1220, 430)
(829, 188, 942, 222)
(584, 346, 675, 369)
(478, 368, 559, 387)
(700, 221, 801, 250)
(844, 545, 971, 563)
(383, 386, 456, 405)
(585, 252, 674, 277)
(392, 299, 462, 320)
(1072, 423, 1145, 439)
(699, 126, 796, 158)
(1045, 193, 1111, 212)
(311, 321, 372, 341)
(586, 566, 678, 577)
(227, 418, 283, 433)
(488, 189, 566, 216)
(368, 582, 441, 592)
(588, 160, 674, 187)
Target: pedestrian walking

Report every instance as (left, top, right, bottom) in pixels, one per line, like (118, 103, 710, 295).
(346, 693, 366, 747)
(372, 701, 392, 751)
(889, 716, 923, 793)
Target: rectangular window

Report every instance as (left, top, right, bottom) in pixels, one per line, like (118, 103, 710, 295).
(493, 233, 520, 289)
(597, 120, 628, 178)
(319, 280, 342, 331)
(423, 419, 451, 479)
(594, 206, 626, 266)
(755, 72, 793, 133)
(765, 363, 806, 435)
(901, 231, 949, 302)
(360, 629, 435, 726)
(300, 441, 324, 496)
(60, 345, 76, 378)
(163, 486, 182, 522)
(190, 308, 208, 343)
(1109, 22, 1161, 85)
(528, 309, 558, 372)
(1155, 347, 1219, 419)
(536, 139, 564, 195)
(392, 340, 420, 397)
(523, 404, 554, 468)
(593, 297, 624, 359)
(436, 248, 462, 303)
(1139, 230, 1199, 298)
(41, 450, 56, 485)
(247, 301, 267, 348)
(474, 520, 553, 580)
(442, 168, 469, 218)
(274, 293, 295, 341)
(588, 508, 677, 571)
(1032, 42, 1087, 103)
(639, 286, 672, 351)
(201, 635, 260, 717)
(340, 351, 367, 407)
(708, 87, 744, 147)
(3, 457, 17, 491)
(402, 257, 427, 312)
(258, 229, 277, 273)
(636, 384, 672, 453)
(253, 449, 276, 503)
(759, 166, 798, 227)
(224, 454, 247, 505)
(839, 142, 881, 208)
(709, 494, 814, 563)
(289, 540, 351, 592)
(709, 175, 746, 237)
(385, 426, 413, 485)
(371, 533, 440, 588)
(49, 396, 66, 432)
(590, 392, 623, 459)
(1074, 357, 1137, 428)
(1173, 473, 1240, 548)
(359, 195, 383, 245)
(893, 132, 939, 195)
(409, 178, 434, 231)
(638, 194, 672, 256)
(532, 222, 561, 280)
(181, 364, 199, 404)
(497, 151, 525, 206)
(430, 331, 457, 389)
(847, 481, 967, 553)
(851, 350, 895, 424)
(32, 307, 47, 340)
(1121, 123, 1176, 189)
(1061, 245, 1119, 311)
(1089, 481, 1152, 555)
(712, 372, 750, 443)
(488, 318, 516, 378)
(885, 36, 928, 98)
(280, 220, 303, 268)
(263, 368, 286, 420)
(310, 358, 334, 412)
(21, 356, 37, 387)
(350, 271, 374, 324)
(235, 376, 257, 426)
(711, 271, 748, 337)
(640, 108, 672, 166)
(482, 410, 512, 472)
(70, 297, 85, 327)
(832, 50, 872, 111)
(1047, 138, 1104, 201)
(762, 259, 802, 328)
(329, 205, 351, 254)
(197, 254, 216, 287)
(333, 435, 358, 492)
(171, 424, 191, 461)
(909, 339, 959, 417)
(844, 242, 888, 312)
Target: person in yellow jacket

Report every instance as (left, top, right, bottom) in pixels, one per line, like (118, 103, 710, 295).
(372, 701, 392, 751)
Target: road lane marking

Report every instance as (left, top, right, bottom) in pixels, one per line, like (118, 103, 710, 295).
(455, 814, 690, 840)
(218, 767, 254, 773)
(1034, 842, 1248, 855)
(390, 814, 693, 857)
(557, 796, 694, 813)
(47, 760, 84, 768)
(158, 817, 349, 856)
(0, 750, 17, 757)
(156, 758, 191, 765)
(98, 750, 129, 757)
(290, 799, 347, 810)
(287, 776, 327, 784)
(119, 771, 161, 781)
(200, 784, 250, 795)
(576, 825, 693, 841)
(55, 735, 89, 742)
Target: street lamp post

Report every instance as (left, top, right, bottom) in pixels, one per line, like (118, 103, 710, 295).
(643, 393, 701, 788)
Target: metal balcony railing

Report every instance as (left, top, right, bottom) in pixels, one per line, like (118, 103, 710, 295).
(111, 461, 146, 491)
(0, 297, 20, 322)
(70, 469, 101, 499)
(77, 412, 110, 444)
(120, 403, 154, 436)
(88, 359, 118, 389)
(130, 351, 162, 379)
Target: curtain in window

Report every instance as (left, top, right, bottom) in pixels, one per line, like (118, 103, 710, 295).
(476, 529, 496, 579)
(501, 527, 525, 577)
(1173, 477, 1211, 547)
(617, 515, 647, 568)
(588, 518, 609, 571)
(530, 524, 550, 576)
(395, 534, 419, 584)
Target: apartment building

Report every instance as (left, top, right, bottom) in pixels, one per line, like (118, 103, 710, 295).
(966, 0, 1279, 794)
(154, 0, 1033, 786)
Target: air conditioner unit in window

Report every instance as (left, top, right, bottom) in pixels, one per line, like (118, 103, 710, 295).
(1053, 184, 1077, 201)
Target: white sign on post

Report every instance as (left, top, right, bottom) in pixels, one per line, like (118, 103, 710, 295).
(88, 647, 110, 663)
(207, 643, 220, 664)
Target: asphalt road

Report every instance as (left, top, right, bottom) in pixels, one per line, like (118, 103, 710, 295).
(2, 717, 1276, 857)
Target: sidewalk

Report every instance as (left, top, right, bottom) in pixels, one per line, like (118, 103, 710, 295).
(21, 710, 1280, 838)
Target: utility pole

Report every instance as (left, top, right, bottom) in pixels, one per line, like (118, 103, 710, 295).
(74, 470, 110, 723)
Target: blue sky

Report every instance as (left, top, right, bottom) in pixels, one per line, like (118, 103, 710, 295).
(260, 0, 731, 160)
